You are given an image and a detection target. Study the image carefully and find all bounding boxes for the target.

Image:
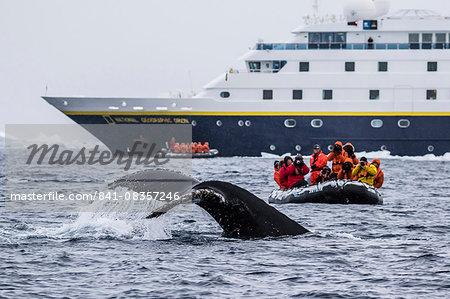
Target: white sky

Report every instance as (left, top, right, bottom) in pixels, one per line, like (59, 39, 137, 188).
(1, 0, 450, 132)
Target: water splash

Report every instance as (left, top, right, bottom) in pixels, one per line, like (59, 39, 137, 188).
(6, 188, 174, 242)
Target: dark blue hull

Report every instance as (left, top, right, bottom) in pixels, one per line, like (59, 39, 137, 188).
(67, 114, 450, 156)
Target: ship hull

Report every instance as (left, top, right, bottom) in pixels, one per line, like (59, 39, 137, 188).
(64, 113, 450, 156)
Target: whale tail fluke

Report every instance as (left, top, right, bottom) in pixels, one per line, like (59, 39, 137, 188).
(111, 169, 309, 238)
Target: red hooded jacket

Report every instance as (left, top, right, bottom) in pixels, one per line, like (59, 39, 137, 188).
(284, 163, 310, 189)
(279, 165, 289, 189)
(310, 150, 328, 172)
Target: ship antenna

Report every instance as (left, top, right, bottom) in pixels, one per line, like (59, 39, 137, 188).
(313, 0, 319, 17)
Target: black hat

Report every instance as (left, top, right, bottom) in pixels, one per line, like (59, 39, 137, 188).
(313, 144, 321, 150)
(360, 157, 368, 162)
(284, 156, 293, 164)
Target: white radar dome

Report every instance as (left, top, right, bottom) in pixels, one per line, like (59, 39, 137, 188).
(372, 0, 391, 18)
(344, 0, 391, 21)
(344, 0, 376, 21)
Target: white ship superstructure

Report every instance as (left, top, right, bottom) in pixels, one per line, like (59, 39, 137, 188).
(43, 2, 450, 156)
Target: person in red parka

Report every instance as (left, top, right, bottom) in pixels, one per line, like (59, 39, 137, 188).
(310, 144, 328, 185)
(285, 154, 310, 189)
(278, 156, 293, 189)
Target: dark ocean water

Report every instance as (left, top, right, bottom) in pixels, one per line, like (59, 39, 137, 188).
(1, 147, 450, 298)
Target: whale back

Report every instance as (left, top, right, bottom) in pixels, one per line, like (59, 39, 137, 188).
(194, 181, 309, 238)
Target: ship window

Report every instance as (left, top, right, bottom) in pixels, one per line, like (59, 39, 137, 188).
(249, 61, 261, 72)
(398, 119, 410, 128)
(216, 120, 223, 127)
(311, 119, 323, 128)
(370, 90, 380, 100)
(371, 119, 383, 128)
(378, 62, 388, 72)
(263, 90, 273, 100)
(238, 120, 244, 127)
(299, 62, 309, 72)
(308, 32, 320, 49)
(428, 62, 438, 72)
(426, 90, 437, 100)
(274, 44, 285, 50)
(422, 33, 433, 49)
(220, 91, 230, 98)
(286, 43, 296, 50)
(308, 32, 347, 49)
(409, 33, 420, 49)
(284, 119, 297, 128)
(273, 60, 287, 73)
(322, 90, 333, 100)
(191, 120, 197, 126)
(435, 33, 446, 49)
(345, 62, 355, 72)
(293, 90, 303, 100)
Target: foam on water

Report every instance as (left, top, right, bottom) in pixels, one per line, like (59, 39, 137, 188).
(355, 150, 450, 161)
(8, 188, 174, 242)
(50, 213, 172, 241)
(262, 150, 450, 162)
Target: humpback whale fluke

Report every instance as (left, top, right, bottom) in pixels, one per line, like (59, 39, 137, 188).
(110, 169, 309, 238)
(192, 181, 309, 238)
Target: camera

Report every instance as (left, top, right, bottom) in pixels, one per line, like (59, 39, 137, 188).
(321, 167, 330, 176)
(342, 162, 352, 171)
(294, 159, 304, 167)
(333, 144, 342, 154)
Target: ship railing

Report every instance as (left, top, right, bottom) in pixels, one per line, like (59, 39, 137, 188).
(254, 42, 450, 50)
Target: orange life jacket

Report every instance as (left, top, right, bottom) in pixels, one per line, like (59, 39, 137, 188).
(327, 141, 346, 174)
(274, 167, 285, 189)
(343, 142, 359, 165)
(173, 143, 181, 153)
(372, 159, 384, 188)
(337, 158, 354, 180)
(196, 143, 203, 153)
(203, 143, 210, 153)
(180, 143, 188, 154)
